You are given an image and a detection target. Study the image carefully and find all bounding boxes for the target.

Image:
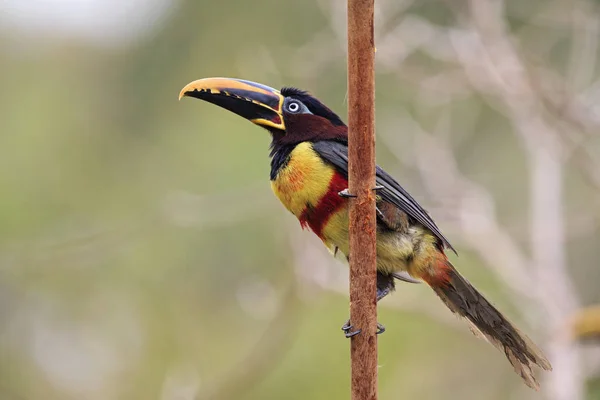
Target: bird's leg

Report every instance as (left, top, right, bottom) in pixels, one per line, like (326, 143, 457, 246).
(342, 273, 394, 338)
(377, 286, 391, 301)
(374, 286, 390, 334)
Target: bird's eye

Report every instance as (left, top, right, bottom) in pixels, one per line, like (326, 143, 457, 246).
(287, 101, 301, 113)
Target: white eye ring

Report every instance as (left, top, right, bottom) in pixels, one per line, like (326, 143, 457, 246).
(287, 101, 301, 113)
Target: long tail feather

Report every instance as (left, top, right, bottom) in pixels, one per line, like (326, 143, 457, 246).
(424, 261, 552, 390)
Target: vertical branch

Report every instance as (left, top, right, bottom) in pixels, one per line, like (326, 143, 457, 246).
(347, 1, 378, 400)
(528, 142, 582, 400)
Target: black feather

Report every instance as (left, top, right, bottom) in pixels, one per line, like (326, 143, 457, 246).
(281, 87, 309, 97)
(269, 143, 295, 180)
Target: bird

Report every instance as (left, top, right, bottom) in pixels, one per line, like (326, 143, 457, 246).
(179, 77, 552, 389)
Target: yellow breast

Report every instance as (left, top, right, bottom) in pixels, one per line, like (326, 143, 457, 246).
(270, 142, 336, 217)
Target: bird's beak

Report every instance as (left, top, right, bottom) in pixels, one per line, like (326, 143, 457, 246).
(179, 77, 285, 131)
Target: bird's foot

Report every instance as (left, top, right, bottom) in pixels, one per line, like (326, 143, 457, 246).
(341, 319, 386, 338)
(341, 320, 361, 338)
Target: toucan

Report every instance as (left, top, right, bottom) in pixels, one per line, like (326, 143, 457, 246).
(179, 77, 551, 389)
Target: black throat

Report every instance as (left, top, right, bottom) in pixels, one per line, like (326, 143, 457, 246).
(269, 141, 296, 181)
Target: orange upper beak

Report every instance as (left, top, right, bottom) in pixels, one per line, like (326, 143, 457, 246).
(179, 77, 285, 131)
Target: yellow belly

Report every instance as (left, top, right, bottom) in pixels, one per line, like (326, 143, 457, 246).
(318, 212, 433, 277)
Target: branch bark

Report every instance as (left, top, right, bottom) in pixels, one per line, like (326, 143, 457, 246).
(347, 1, 378, 400)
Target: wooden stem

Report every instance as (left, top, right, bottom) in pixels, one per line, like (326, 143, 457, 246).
(347, 1, 377, 399)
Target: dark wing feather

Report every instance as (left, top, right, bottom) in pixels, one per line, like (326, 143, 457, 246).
(312, 140, 456, 254)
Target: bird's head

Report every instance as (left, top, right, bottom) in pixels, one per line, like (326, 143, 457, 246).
(179, 77, 348, 148)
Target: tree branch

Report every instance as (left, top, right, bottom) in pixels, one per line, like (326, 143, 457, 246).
(347, 1, 378, 399)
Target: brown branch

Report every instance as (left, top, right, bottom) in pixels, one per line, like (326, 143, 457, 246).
(347, 1, 378, 400)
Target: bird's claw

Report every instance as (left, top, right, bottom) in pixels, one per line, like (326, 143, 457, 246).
(345, 327, 362, 338)
(342, 320, 361, 337)
(339, 186, 385, 198)
(338, 189, 357, 198)
(342, 319, 386, 337)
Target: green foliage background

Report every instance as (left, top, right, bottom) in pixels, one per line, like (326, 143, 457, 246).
(0, 1, 599, 399)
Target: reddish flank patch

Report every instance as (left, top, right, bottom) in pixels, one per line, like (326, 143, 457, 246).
(299, 172, 348, 238)
(423, 256, 453, 287)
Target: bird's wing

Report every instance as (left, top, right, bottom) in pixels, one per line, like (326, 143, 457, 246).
(312, 140, 456, 254)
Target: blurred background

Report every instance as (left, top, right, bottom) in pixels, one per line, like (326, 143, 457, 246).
(1, 0, 599, 399)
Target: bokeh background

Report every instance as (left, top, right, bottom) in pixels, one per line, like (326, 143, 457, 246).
(1, 0, 600, 399)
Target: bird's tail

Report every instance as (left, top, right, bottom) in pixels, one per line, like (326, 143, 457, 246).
(422, 260, 552, 390)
